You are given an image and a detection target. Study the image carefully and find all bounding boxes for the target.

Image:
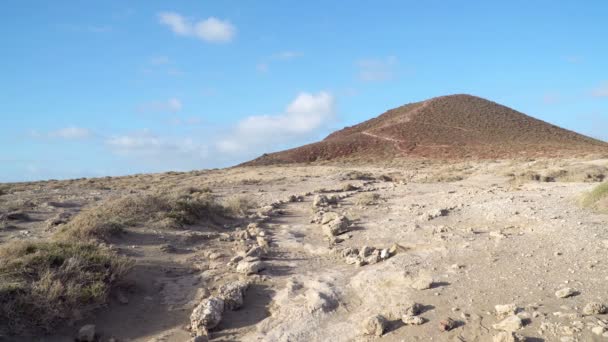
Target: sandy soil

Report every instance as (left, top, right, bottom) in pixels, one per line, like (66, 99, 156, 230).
(1, 159, 608, 342)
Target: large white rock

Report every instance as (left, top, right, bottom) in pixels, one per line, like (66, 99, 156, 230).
(190, 296, 225, 335)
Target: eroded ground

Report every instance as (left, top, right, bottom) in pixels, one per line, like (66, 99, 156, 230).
(1, 159, 608, 342)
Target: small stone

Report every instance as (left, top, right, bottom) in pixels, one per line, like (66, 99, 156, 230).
(362, 315, 387, 336)
(583, 302, 607, 315)
(493, 331, 526, 342)
(359, 246, 375, 258)
(236, 260, 265, 275)
(379, 249, 390, 260)
(411, 276, 434, 290)
(402, 302, 423, 316)
(555, 288, 576, 298)
(438, 318, 457, 332)
(402, 315, 426, 325)
(492, 315, 523, 332)
(77, 324, 96, 342)
(192, 335, 209, 342)
(495, 304, 518, 317)
(388, 243, 399, 256)
(592, 326, 607, 335)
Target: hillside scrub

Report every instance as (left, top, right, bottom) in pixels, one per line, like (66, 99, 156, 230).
(56, 188, 241, 241)
(0, 241, 132, 334)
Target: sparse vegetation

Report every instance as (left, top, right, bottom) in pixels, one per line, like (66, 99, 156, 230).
(0, 241, 132, 334)
(56, 188, 234, 241)
(223, 195, 258, 216)
(581, 182, 608, 213)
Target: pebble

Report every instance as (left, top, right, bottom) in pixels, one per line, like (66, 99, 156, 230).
(583, 302, 607, 315)
(362, 314, 388, 336)
(555, 287, 575, 298)
(438, 318, 457, 332)
(77, 324, 96, 342)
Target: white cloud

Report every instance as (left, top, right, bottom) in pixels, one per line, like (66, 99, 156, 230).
(31, 126, 93, 140)
(106, 130, 208, 159)
(256, 51, 303, 73)
(158, 12, 235, 43)
(592, 83, 608, 98)
(357, 56, 398, 82)
(217, 91, 336, 154)
(137, 98, 182, 113)
(158, 12, 190, 35)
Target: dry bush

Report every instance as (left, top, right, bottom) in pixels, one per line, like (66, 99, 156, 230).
(0, 241, 132, 334)
(581, 182, 608, 213)
(56, 188, 230, 241)
(223, 195, 258, 216)
(356, 192, 381, 206)
(342, 170, 374, 181)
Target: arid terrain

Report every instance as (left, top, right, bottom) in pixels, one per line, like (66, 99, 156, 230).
(2, 96, 608, 342)
(2, 158, 608, 342)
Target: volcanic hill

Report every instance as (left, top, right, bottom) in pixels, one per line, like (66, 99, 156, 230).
(244, 94, 608, 165)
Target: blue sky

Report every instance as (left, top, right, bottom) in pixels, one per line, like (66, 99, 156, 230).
(1, 1, 607, 182)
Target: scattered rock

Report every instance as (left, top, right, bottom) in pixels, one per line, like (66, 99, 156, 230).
(438, 318, 457, 332)
(592, 326, 606, 335)
(492, 315, 523, 332)
(402, 315, 426, 325)
(583, 302, 607, 315)
(362, 315, 388, 336)
(411, 276, 434, 290)
(495, 304, 518, 318)
(425, 208, 450, 220)
(190, 296, 224, 336)
(77, 324, 96, 342)
(322, 216, 350, 237)
(219, 281, 249, 310)
(236, 260, 265, 275)
(555, 288, 576, 298)
(402, 302, 423, 316)
(313, 195, 329, 208)
(493, 331, 526, 342)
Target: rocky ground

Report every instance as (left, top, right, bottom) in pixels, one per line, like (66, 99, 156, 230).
(1, 158, 608, 342)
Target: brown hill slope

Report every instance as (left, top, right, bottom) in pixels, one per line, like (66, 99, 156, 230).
(244, 94, 608, 165)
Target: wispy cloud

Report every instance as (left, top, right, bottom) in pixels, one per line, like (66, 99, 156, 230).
(273, 51, 303, 60)
(356, 56, 398, 82)
(30, 126, 93, 140)
(591, 83, 608, 98)
(158, 12, 236, 43)
(137, 98, 182, 113)
(256, 51, 303, 73)
(217, 91, 335, 154)
(105, 130, 209, 169)
(149, 56, 170, 65)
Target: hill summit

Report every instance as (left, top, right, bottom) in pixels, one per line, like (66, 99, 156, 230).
(244, 94, 608, 165)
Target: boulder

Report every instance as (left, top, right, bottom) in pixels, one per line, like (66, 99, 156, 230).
(190, 296, 225, 335)
(219, 281, 249, 310)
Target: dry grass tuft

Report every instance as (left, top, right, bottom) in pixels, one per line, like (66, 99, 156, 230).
(56, 188, 232, 241)
(581, 182, 608, 213)
(0, 241, 132, 334)
(223, 195, 258, 216)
